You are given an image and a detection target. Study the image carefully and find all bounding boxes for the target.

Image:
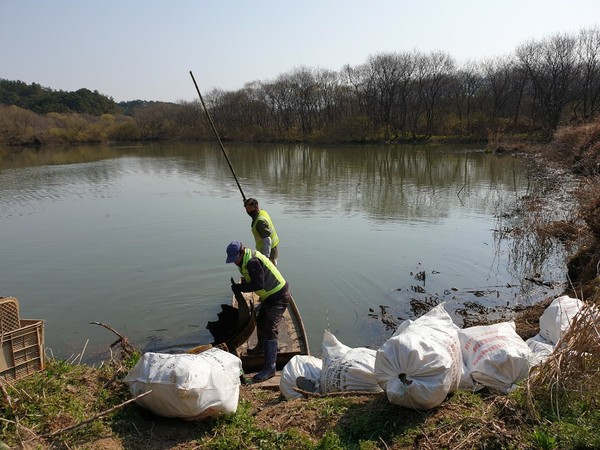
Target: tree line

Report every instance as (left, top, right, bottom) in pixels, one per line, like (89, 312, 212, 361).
(0, 80, 119, 115)
(1, 27, 599, 146)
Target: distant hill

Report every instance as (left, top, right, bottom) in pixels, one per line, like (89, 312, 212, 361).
(0, 79, 181, 117)
(0, 79, 119, 115)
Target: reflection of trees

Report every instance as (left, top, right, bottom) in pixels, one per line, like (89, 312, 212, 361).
(493, 173, 576, 295)
(0, 143, 528, 222)
(219, 143, 526, 222)
(230, 143, 524, 222)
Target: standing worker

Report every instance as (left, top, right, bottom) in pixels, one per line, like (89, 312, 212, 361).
(244, 198, 279, 266)
(226, 240, 291, 382)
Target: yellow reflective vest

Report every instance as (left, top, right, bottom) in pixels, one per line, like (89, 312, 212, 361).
(251, 209, 279, 251)
(239, 248, 285, 300)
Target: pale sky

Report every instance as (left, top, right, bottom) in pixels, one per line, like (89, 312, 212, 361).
(1, 1, 599, 103)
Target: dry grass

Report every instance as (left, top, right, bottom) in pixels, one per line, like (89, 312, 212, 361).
(527, 303, 600, 420)
(566, 176, 600, 304)
(533, 119, 600, 305)
(576, 175, 600, 238)
(552, 122, 600, 176)
(239, 386, 532, 450)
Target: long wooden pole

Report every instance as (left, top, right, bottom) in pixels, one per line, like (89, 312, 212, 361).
(189, 71, 246, 202)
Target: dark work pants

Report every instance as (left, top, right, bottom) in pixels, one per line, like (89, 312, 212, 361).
(257, 287, 291, 341)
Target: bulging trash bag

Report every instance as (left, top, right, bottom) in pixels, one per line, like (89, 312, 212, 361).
(526, 334, 555, 365)
(458, 321, 534, 394)
(458, 361, 477, 391)
(280, 355, 323, 399)
(375, 303, 463, 410)
(320, 330, 382, 393)
(123, 349, 242, 420)
(539, 295, 584, 345)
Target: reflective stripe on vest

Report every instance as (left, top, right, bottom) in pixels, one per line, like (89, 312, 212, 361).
(251, 209, 279, 250)
(239, 248, 285, 300)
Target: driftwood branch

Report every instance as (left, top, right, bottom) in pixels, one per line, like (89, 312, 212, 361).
(90, 321, 125, 340)
(90, 321, 137, 357)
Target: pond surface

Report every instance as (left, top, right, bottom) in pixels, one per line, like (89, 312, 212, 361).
(0, 142, 566, 361)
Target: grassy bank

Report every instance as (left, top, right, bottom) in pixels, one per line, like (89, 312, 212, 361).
(2, 120, 600, 449)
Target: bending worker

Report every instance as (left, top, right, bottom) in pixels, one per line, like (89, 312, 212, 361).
(244, 198, 279, 265)
(226, 240, 291, 382)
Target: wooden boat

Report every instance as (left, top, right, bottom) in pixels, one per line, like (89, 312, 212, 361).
(234, 291, 310, 373)
(197, 290, 310, 374)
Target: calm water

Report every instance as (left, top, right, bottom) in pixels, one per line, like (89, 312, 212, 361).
(0, 142, 565, 362)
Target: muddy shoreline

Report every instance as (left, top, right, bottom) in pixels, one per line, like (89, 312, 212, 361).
(368, 147, 586, 342)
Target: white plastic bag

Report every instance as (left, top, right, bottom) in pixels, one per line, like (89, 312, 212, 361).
(458, 322, 533, 393)
(458, 362, 477, 391)
(320, 330, 382, 393)
(321, 329, 352, 366)
(279, 355, 323, 399)
(526, 334, 555, 365)
(539, 295, 584, 345)
(123, 349, 242, 420)
(375, 304, 463, 409)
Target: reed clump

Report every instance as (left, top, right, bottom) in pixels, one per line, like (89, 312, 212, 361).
(526, 304, 600, 448)
(566, 176, 600, 304)
(549, 121, 600, 176)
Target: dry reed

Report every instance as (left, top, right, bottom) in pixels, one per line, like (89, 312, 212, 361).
(527, 303, 600, 420)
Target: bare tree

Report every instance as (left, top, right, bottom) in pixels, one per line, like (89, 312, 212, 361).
(453, 60, 484, 132)
(576, 26, 600, 119)
(311, 68, 341, 129)
(340, 63, 371, 119)
(354, 52, 417, 138)
(411, 51, 456, 138)
(260, 76, 297, 138)
(287, 67, 319, 134)
(517, 33, 579, 131)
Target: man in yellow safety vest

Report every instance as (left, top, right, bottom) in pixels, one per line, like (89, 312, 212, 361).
(244, 198, 279, 266)
(226, 240, 291, 382)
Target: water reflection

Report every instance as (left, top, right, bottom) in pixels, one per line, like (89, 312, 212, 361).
(1, 143, 524, 223)
(0, 142, 566, 359)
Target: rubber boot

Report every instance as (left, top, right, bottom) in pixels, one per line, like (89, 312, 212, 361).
(253, 339, 277, 382)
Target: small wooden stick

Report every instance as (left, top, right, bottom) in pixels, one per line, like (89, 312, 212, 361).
(0, 417, 39, 439)
(90, 321, 136, 356)
(27, 390, 152, 442)
(0, 378, 13, 408)
(90, 321, 125, 340)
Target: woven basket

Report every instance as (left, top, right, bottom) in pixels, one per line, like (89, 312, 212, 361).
(0, 297, 20, 335)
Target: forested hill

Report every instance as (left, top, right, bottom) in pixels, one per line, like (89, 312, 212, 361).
(0, 79, 167, 116)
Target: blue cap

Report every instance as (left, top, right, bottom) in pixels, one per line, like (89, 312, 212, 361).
(226, 240, 243, 263)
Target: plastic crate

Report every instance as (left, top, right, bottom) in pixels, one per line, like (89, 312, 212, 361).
(0, 297, 20, 334)
(1, 319, 45, 382)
